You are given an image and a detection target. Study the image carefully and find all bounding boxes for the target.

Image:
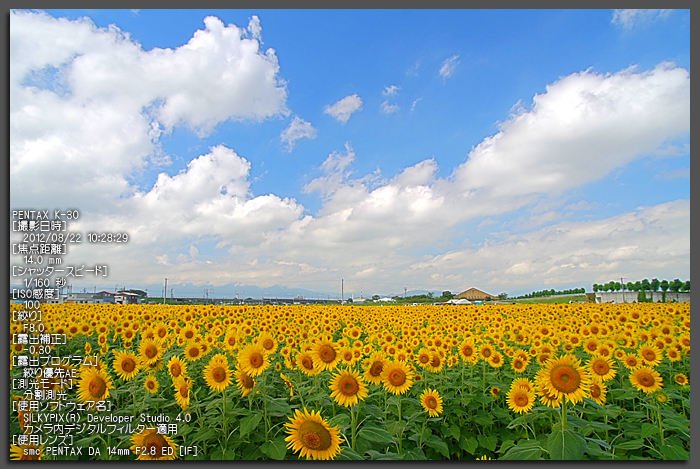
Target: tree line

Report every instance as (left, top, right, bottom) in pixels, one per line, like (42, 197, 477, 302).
(593, 278, 690, 294)
(514, 287, 586, 299)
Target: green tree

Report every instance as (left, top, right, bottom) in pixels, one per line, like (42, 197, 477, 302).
(442, 291, 454, 300)
(372, 294, 380, 301)
(592, 284, 599, 293)
(626, 282, 635, 292)
(651, 278, 660, 293)
(682, 280, 690, 292)
(498, 292, 508, 300)
(660, 279, 669, 292)
(641, 279, 651, 293)
(670, 279, 682, 293)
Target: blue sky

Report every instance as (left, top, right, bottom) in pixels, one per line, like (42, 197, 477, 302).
(10, 9, 690, 298)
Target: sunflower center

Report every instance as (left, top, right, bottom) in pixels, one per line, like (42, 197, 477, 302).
(145, 345, 157, 358)
(299, 421, 332, 451)
(249, 352, 263, 368)
(344, 352, 353, 361)
(179, 385, 189, 398)
(389, 369, 406, 386)
(462, 346, 473, 356)
(590, 384, 601, 398)
(340, 376, 359, 396)
(241, 373, 254, 388)
(188, 347, 200, 358)
(212, 367, 227, 383)
(594, 361, 609, 375)
(426, 396, 438, 408)
(482, 349, 492, 357)
(122, 358, 135, 372)
(319, 345, 336, 363)
(171, 364, 181, 377)
(638, 372, 654, 387)
(370, 362, 383, 377)
(147, 380, 156, 389)
(430, 356, 440, 367)
(550, 364, 581, 394)
(515, 394, 528, 406)
(263, 339, 274, 350)
(301, 357, 314, 370)
(143, 433, 167, 455)
(88, 376, 107, 398)
(643, 350, 655, 360)
(419, 354, 430, 363)
(158, 329, 167, 338)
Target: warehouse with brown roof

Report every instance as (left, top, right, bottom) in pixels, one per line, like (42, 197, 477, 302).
(454, 287, 497, 301)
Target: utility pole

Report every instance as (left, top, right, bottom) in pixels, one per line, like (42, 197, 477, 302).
(163, 278, 168, 305)
(621, 277, 625, 304)
(404, 287, 407, 299)
(341, 279, 344, 305)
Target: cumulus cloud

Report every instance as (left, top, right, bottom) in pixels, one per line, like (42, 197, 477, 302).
(439, 55, 460, 79)
(410, 199, 689, 290)
(452, 63, 690, 198)
(380, 100, 400, 114)
(10, 11, 289, 211)
(248, 15, 262, 42)
(280, 116, 317, 151)
(382, 85, 401, 96)
(324, 94, 363, 123)
(612, 9, 673, 29)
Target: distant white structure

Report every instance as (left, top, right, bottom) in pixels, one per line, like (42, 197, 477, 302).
(446, 298, 472, 305)
(377, 297, 396, 302)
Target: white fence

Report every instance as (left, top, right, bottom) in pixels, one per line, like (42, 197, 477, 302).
(595, 291, 690, 304)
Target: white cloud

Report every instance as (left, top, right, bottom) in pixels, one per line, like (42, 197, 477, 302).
(10, 11, 289, 210)
(248, 15, 262, 42)
(382, 85, 401, 96)
(280, 116, 317, 151)
(380, 100, 400, 114)
(410, 97, 422, 112)
(612, 9, 673, 29)
(439, 55, 459, 79)
(658, 167, 690, 180)
(452, 63, 690, 198)
(410, 199, 690, 290)
(324, 94, 363, 123)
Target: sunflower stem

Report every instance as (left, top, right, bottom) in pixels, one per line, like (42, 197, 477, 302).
(397, 394, 403, 455)
(350, 404, 357, 451)
(263, 373, 269, 442)
(656, 402, 665, 448)
(561, 399, 568, 431)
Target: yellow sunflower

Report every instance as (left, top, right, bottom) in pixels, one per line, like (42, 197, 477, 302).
(10, 443, 43, 460)
(144, 376, 159, 394)
(674, 373, 688, 386)
(420, 388, 444, 417)
(426, 351, 445, 373)
(236, 367, 256, 397)
(173, 376, 192, 409)
(510, 378, 535, 394)
(311, 339, 341, 372)
(285, 408, 342, 460)
(183, 342, 204, 362)
(297, 351, 320, 377)
(130, 427, 178, 460)
(203, 354, 232, 392)
(638, 345, 663, 367)
(139, 338, 162, 366)
(587, 356, 616, 382)
(380, 360, 414, 395)
(588, 380, 607, 406)
(629, 366, 663, 394)
(507, 386, 536, 414)
(537, 355, 590, 405)
(281, 373, 294, 397)
(112, 350, 140, 381)
(329, 369, 368, 407)
(77, 368, 114, 404)
(238, 343, 271, 377)
(256, 332, 278, 354)
(363, 352, 387, 385)
(166, 355, 188, 380)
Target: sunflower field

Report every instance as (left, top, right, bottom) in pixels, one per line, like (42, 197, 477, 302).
(10, 302, 690, 460)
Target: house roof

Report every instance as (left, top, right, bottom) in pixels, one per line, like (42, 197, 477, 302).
(455, 287, 497, 299)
